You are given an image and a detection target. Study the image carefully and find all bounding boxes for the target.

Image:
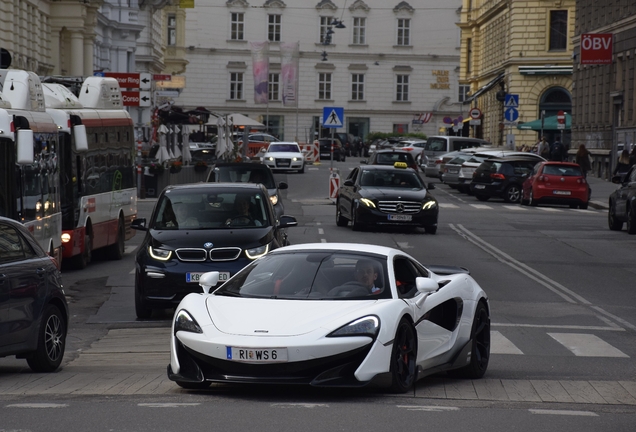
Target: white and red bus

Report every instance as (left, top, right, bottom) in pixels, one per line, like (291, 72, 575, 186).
(43, 77, 137, 268)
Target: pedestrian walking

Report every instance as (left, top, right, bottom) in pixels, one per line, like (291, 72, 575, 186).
(550, 138, 565, 161)
(575, 144, 592, 178)
(538, 137, 551, 159)
(613, 149, 631, 178)
(629, 147, 636, 168)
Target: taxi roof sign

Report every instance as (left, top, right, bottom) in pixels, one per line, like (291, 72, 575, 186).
(394, 162, 408, 169)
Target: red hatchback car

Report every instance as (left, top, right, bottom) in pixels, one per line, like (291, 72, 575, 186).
(521, 162, 590, 209)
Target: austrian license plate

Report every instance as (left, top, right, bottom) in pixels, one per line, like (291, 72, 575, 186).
(186, 272, 230, 283)
(278, 162, 290, 167)
(226, 346, 288, 363)
(474, 184, 485, 189)
(553, 190, 571, 195)
(320, 153, 330, 158)
(388, 214, 412, 221)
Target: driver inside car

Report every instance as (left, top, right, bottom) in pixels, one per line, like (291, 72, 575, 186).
(225, 195, 262, 227)
(354, 259, 382, 294)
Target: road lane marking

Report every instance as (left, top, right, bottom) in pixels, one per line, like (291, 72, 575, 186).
(469, 204, 492, 210)
(529, 409, 598, 416)
(503, 205, 527, 211)
(321, 239, 327, 243)
(438, 203, 459, 208)
(318, 228, 324, 234)
(396, 242, 413, 249)
(491, 331, 524, 355)
(548, 333, 629, 357)
(138, 403, 201, 407)
(271, 403, 329, 408)
(5, 403, 68, 408)
(537, 207, 563, 212)
(397, 405, 459, 412)
(493, 323, 623, 331)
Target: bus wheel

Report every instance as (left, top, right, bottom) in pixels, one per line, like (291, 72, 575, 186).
(72, 234, 92, 269)
(107, 219, 125, 260)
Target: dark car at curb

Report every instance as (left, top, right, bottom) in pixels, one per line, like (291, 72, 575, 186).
(336, 163, 439, 234)
(363, 149, 419, 171)
(608, 165, 636, 234)
(470, 156, 541, 203)
(318, 138, 346, 161)
(0, 217, 68, 372)
(131, 183, 297, 319)
(206, 162, 288, 218)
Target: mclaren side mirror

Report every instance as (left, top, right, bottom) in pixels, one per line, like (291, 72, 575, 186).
(199, 271, 220, 294)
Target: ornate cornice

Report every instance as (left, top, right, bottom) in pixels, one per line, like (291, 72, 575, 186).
(393, 1, 414, 14)
(316, 0, 337, 11)
(263, 0, 286, 8)
(349, 0, 369, 12)
(226, 0, 249, 8)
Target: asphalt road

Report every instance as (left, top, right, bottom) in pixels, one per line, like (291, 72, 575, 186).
(1, 157, 635, 431)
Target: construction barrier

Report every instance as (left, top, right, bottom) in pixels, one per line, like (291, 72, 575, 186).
(299, 141, 320, 163)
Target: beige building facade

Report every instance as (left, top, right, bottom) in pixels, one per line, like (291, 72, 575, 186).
(458, 0, 575, 149)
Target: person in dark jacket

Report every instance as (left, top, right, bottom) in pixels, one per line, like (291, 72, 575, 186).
(575, 144, 592, 178)
(550, 139, 565, 161)
(629, 147, 636, 168)
(614, 149, 631, 177)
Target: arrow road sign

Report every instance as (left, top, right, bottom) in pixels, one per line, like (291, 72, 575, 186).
(504, 107, 519, 122)
(139, 73, 151, 90)
(322, 107, 344, 128)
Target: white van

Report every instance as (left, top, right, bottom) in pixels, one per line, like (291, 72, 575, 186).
(423, 136, 491, 178)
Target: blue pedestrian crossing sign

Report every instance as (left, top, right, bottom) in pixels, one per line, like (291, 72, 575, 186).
(323, 107, 344, 128)
(504, 94, 519, 108)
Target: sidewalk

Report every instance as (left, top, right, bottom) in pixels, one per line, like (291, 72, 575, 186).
(586, 175, 617, 210)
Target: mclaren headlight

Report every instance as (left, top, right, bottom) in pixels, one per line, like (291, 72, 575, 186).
(245, 243, 270, 260)
(148, 245, 172, 261)
(270, 194, 279, 206)
(422, 200, 438, 210)
(175, 309, 203, 334)
(359, 198, 376, 209)
(328, 316, 380, 338)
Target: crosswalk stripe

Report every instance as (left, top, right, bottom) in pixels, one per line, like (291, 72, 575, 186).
(438, 203, 459, 208)
(491, 331, 524, 355)
(502, 205, 527, 211)
(548, 333, 629, 357)
(470, 204, 492, 210)
(538, 207, 563, 212)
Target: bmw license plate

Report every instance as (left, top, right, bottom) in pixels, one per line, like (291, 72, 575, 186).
(186, 272, 230, 283)
(474, 184, 485, 189)
(388, 214, 412, 221)
(553, 190, 571, 195)
(227, 346, 288, 363)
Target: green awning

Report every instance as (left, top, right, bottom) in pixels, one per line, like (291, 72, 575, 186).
(517, 113, 571, 131)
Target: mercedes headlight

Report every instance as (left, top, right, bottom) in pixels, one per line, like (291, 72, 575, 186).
(270, 194, 279, 206)
(359, 198, 376, 208)
(148, 245, 172, 261)
(175, 309, 203, 334)
(422, 201, 437, 210)
(328, 316, 380, 338)
(245, 243, 270, 260)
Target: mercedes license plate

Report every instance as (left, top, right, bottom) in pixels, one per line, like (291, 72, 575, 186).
(186, 272, 230, 283)
(227, 346, 288, 363)
(388, 214, 412, 221)
(553, 190, 571, 195)
(474, 184, 485, 189)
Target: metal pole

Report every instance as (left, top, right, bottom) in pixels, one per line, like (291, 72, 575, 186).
(331, 128, 334, 171)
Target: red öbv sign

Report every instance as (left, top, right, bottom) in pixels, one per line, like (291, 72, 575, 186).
(580, 34, 613, 65)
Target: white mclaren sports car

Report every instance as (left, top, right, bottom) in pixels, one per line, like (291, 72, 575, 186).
(168, 243, 490, 393)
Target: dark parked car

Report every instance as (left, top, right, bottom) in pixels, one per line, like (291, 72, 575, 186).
(470, 156, 541, 203)
(131, 183, 297, 318)
(0, 216, 68, 372)
(364, 149, 419, 171)
(609, 165, 636, 234)
(336, 164, 439, 233)
(318, 138, 345, 161)
(206, 162, 288, 218)
(336, 132, 355, 157)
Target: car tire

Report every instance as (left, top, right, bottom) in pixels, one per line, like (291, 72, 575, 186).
(135, 273, 153, 319)
(475, 194, 490, 202)
(608, 201, 623, 231)
(176, 380, 212, 390)
(504, 185, 521, 203)
(341, 153, 346, 162)
(351, 206, 362, 231)
(579, 203, 588, 210)
(448, 301, 490, 379)
(389, 318, 418, 393)
(72, 233, 92, 269)
(106, 219, 125, 260)
(529, 190, 538, 207)
(26, 304, 66, 372)
(424, 225, 437, 234)
(627, 204, 636, 235)
(299, 163, 305, 174)
(336, 200, 348, 227)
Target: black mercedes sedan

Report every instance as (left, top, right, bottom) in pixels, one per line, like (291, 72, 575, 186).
(336, 163, 439, 234)
(0, 216, 68, 372)
(609, 165, 636, 234)
(131, 183, 297, 318)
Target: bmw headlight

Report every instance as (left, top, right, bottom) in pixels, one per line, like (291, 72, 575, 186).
(422, 200, 437, 210)
(148, 245, 172, 261)
(270, 194, 279, 206)
(359, 198, 376, 208)
(328, 316, 380, 338)
(245, 243, 270, 260)
(175, 309, 203, 334)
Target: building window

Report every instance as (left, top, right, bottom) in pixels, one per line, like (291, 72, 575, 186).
(459, 85, 470, 102)
(231, 12, 245, 41)
(229, 72, 243, 100)
(318, 73, 332, 100)
(269, 73, 280, 101)
(353, 17, 366, 45)
(351, 74, 364, 100)
(320, 16, 334, 44)
(397, 18, 410, 46)
(167, 14, 176, 46)
(268, 14, 281, 42)
(549, 10, 567, 51)
(396, 75, 409, 101)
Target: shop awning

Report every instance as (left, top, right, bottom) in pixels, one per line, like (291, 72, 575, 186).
(465, 71, 505, 103)
(517, 113, 571, 131)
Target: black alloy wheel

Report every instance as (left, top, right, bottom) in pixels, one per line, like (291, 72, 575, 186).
(608, 202, 623, 231)
(504, 184, 521, 203)
(627, 204, 636, 235)
(351, 206, 362, 231)
(336, 200, 348, 226)
(27, 304, 66, 372)
(529, 190, 538, 206)
(389, 319, 417, 393)
(450, 301, 490, 379)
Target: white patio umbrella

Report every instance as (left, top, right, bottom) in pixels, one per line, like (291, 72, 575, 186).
(181, 125, 192, 164)
(166, 127, 176, 160)
(172, 125, 182, 159)
(215, 116, 231, 160)
(157, 124, 171, 163)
